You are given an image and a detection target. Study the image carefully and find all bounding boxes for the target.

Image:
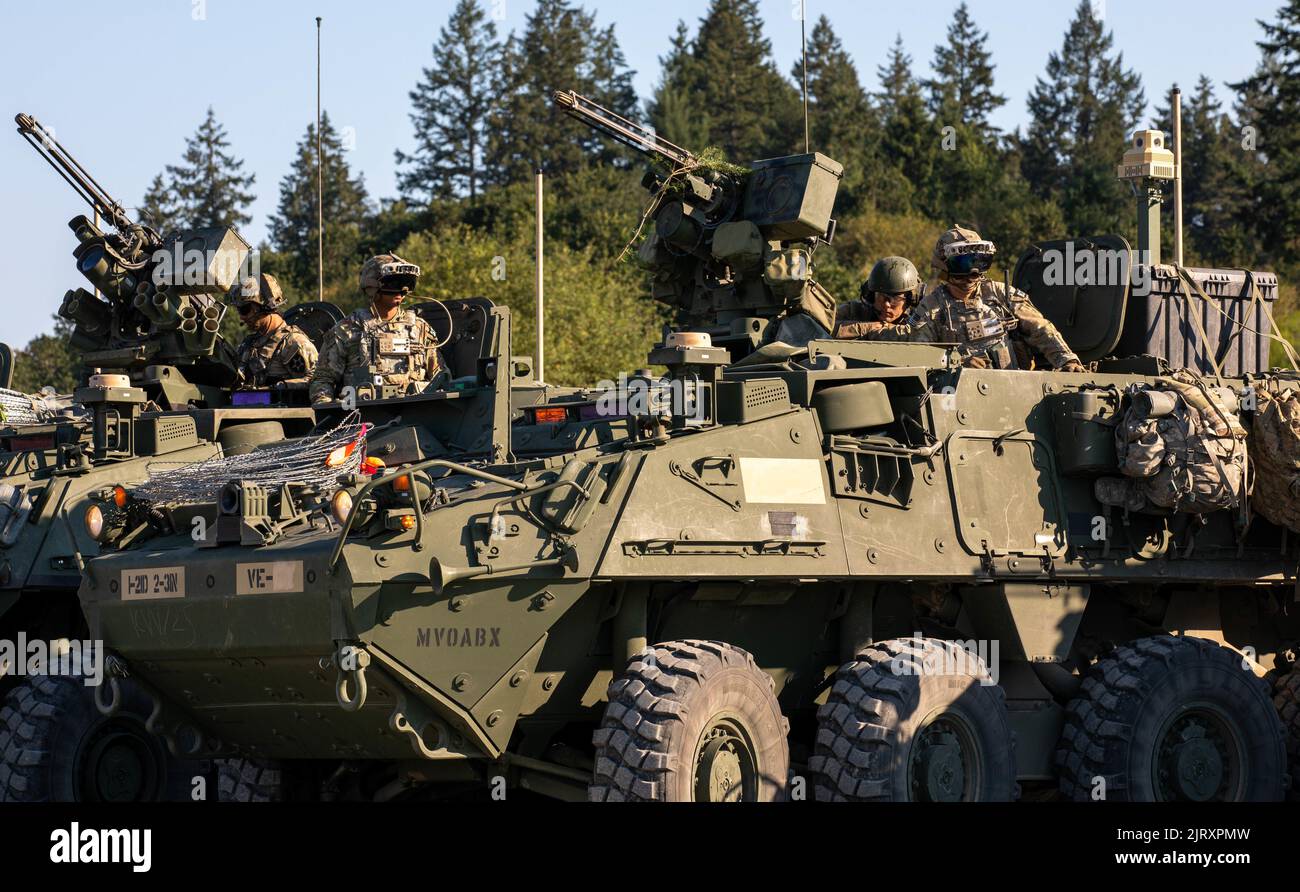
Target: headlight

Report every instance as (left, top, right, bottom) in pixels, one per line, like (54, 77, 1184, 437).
(330, 489, 354, 525)
(83, 505, 106, 541)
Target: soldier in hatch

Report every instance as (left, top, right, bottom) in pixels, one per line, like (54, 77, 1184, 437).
(857, 226, 1086, 371)
(833, 256, 922, 339)
(227, 273, 318, 391)
(309, 253, 448, 405)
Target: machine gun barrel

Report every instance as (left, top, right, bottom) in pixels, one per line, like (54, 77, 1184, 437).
(15, 113, 138, 235)
(553, 90, 695, 168)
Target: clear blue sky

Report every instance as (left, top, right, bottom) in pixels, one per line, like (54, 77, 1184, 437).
(0, 0, 1282, 346)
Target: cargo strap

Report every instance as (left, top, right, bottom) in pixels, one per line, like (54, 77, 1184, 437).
(1175, 265, 1300, 373)
(1173, 267, 1226, 382)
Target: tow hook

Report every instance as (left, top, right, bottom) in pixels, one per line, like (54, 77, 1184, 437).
(334, 645, 371, 712)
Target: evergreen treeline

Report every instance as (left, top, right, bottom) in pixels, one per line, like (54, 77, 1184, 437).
(13, 0, 1300, 391)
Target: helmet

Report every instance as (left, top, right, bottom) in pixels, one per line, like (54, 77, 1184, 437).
(360, 253, 421, 299)
(932, 225, 997, 277)
(861, 256, 921, 300)
(226, 273, 285, 311)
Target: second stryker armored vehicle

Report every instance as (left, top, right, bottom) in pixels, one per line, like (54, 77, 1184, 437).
(0, 115, 324, 801)
(74, 95, 1299, 802)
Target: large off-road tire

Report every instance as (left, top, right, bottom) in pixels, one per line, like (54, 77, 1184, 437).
(809, 637, 1018, 801)
(1275, 668, 1300, 802)
(590, 640, 789, 802)
(217, 758, 285, 802)
(0, 675, 194, 802)
(1056, 636, 1287, 802)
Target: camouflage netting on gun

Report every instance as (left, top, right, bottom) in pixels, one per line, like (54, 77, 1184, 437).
(132, 413, 368, 505)
(1249, 381, 1300, 533)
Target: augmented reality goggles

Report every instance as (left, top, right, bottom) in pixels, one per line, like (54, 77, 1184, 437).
(942, 240, 997, 277)
(378, 261, 421, 294)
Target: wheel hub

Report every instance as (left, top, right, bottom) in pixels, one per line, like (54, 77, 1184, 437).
(78, 721, 162, 802)
(693, 719, 758, 802)
(1155, 711, 1236, 802)
(909, 716, 978, 802)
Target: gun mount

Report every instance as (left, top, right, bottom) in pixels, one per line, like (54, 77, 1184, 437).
(554, 91, 843, 357)
(16, 114, 242, 400)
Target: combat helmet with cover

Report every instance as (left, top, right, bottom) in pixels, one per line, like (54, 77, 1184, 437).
(225, 273, 285, 311)
(861, 256, 921, 301)
(360, 252, 421, 300)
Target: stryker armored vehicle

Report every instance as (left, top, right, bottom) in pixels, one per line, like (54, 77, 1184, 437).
(0, 115, 326, 801)
(76, 95, 1298, 802)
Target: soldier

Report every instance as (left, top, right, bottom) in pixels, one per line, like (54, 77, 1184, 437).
(862, 226, 1086, 372)
(227, 273, 318, 391)
(309, 253, 448, 405)
(833, 256, 921, 339)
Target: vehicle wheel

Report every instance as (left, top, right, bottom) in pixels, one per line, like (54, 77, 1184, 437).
(217, 758, 285, 802)
(590, 639, 789, 802)
(809, 637, 1018, 801)
(0, 675, 194, 802)
(1275, 668, 1300, 802)
(1056, 636, 1287, 801)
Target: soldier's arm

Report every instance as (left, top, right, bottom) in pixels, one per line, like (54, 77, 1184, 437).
(871, 296, 941, 343)
(1007, 291, 1082, 369)
(275, 333, 319, 389)
(309, 329, 345, 404)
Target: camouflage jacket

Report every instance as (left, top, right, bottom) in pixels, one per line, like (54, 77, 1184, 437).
(873, 280, 1079, 369)
(832, 299, 899, 339)
(309, 306, 446, 404)
(235, 321, 318, 389)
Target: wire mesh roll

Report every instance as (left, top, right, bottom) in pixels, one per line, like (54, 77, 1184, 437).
(133, 413, 368, 504)
(0, 388, 42, 427)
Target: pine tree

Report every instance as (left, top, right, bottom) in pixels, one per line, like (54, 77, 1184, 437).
(792, 16, 879, 213)
(924, 2, 1005, 136)
(649, 21, 713, 153)
(1231, 0, 1300, 264)
(652, 0, 800, 162)
(1154, 77, 1257, 266)
(1022, 0, 1145, 237)
(267, 112, 372, 299)
(11, 317, 80, 394)
(139, 108, 255, 233)
(396, 0, 500, 203)
(486, 0, 638, 184)
(876, 36, 934, 214)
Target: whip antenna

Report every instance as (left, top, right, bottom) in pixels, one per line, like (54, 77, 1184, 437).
(316, 16, 324, 302)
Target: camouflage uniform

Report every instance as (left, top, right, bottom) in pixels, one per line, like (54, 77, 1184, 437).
(833, 299, 895, 339)
(309, 306, 448, 404)
(235, 323, 318, 389)
(874, 280, 1081, 370)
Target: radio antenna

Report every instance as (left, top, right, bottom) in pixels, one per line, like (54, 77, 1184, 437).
(800, 1, 810, 152)
(316, 16, 324, 302)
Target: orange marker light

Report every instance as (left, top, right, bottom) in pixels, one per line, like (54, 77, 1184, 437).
(533, 407, 567, 425)
(399, 515, 416, 531)
(393, 474, 411, 493)
(112, 485, 129, 508)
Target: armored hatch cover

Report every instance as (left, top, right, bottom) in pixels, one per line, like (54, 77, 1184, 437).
(1012, 234, 1131, 363)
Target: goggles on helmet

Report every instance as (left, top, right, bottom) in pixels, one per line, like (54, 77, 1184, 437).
(377, 261, 421, 294)
(942, 239, 997, 277)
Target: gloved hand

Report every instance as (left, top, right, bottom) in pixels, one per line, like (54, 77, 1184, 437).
(1059, 360, 1087, 373)
(965, 355, 991, 370)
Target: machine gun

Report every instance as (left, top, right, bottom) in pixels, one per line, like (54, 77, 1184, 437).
(554, 90, 843, 355)
(15, 114, 242, 400)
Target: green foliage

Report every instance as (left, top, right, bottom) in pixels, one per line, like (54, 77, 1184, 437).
(396, 224, 666, 386)
(11, 317, 80, 394)
(651, 0, 800, 162)
(396, 0, 500, 202)
(139, 107, 255, 234)
(267, 112, 372, 296)
(924, 2, 1006, 136)
(1022, 1, 1145, 239)
(486, 0, 637, 184)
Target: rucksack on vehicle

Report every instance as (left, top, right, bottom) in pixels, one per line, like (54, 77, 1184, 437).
(1095, 370, 1247, 515)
